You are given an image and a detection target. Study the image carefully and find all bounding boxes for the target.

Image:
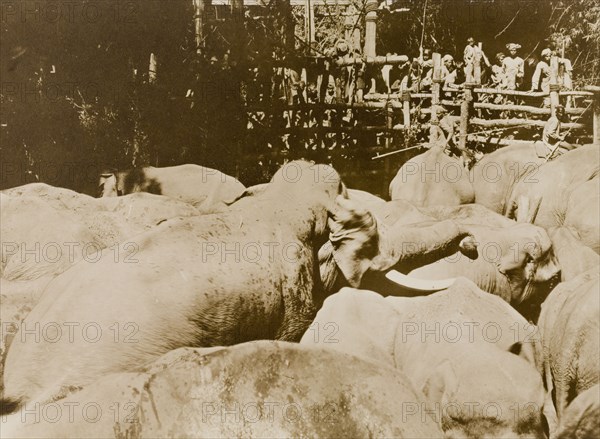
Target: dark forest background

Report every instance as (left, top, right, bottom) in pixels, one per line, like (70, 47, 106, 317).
(1, 0, 598, 193)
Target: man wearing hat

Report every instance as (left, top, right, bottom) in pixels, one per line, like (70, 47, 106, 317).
(531, 48, 553, 93)
(542, 105, 574, 159)
(502, 43, 524, 90)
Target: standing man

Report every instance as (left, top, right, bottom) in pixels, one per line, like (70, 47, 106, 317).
(418, 48, 434, 91)
(491, 53, 507, 88)
(543, 105, 574, 159)
(502, 43, 524, 90)
(463, 37, 489, 82)
(531, 48, 553, 93)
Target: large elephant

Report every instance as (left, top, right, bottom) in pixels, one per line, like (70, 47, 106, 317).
(471, 143, 545, 213)
(536, 269, 599, 430)
(1, 161, 477, 413)
(98, 164, 247, 212)
(555, 384, 600, 439)
(2, 341, 443, 438)
(362, 201, 560, 314)
(547, 226, 599, 282)
(563, 176, 600, 254)
(0, 185, 212, 397)
(408, 223, 559, 307)
(505, 144, 599, 252)
(389, 144, 475, 206)
(301, 280, 547, 438)
(388, 143, 544, 209)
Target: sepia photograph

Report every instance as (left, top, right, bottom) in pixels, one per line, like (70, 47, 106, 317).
(0, 0, 599, 438)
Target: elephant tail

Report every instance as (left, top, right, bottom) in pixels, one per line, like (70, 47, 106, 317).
(0, 397, 21, 415)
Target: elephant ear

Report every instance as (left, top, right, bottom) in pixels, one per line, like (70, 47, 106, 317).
(327, 196, 380, 288)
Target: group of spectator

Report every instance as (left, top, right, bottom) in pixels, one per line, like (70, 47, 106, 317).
(241, 38, 575, 111)
(239, 37, 580, 165)
(381, 39, 573, 97)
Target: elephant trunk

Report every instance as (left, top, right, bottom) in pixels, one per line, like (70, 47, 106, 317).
(372, 220, 476, 273)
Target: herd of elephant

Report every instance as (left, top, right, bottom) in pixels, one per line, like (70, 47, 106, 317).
(0, 143, 598, 438)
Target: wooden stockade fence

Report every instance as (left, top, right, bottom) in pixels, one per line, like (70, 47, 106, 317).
(238, 0, 599, 194)
(243, 50, 598, 192)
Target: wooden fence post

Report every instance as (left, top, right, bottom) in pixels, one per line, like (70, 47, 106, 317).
(401, 90, 411, 127)
(549, 56, 560, 116)
(429, 52, 442, 144)
(364, 0, 378, 58)
(459, 84, 474, 153)
(474, 45, 482, 85)
(148, 53, 157, 84)
(193, 0, 205, 54)
(584, 86, 600, 146)
(384, 100, 393, 196)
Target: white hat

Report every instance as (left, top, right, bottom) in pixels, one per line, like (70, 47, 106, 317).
(506, 43, 521, 51)
(442, 54, 454, 62)
(541, 48, 552, 57)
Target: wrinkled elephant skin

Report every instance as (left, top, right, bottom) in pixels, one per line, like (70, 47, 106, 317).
(389, 146, 475, 206)
(2, 161, 378, 411)
(537, 269, 600, 426)
(2, 342, 443, 439)
(301, 280, 547, 439)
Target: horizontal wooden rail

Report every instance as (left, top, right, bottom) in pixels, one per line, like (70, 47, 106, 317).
(246, 125, 408, 132)
(440, 100, 461, 107)
(473, 102, 587, 115)
(246, 102, 395, 111)
(470, 117, 586, 129)
(471, 136, 536, 146)
(334, 55, 410, 66)
(560, 90, 596, 96)
(472, 88, 594, 97)
(363, 92, 433, 100)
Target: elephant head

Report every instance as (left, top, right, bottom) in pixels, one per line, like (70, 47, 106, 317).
(405, 222, 561, 313)
(495, 223, 560, 303)
(319, 198, 480, 295)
